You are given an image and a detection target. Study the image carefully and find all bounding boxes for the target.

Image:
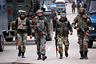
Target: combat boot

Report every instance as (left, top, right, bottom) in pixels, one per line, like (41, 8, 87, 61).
(65, 51, 68, 57)
(80, 51, 84, 59)
(84, 51, 88, 59)
(37, 55, 41, 60)
(42, 54, 47, 60)
(18, 49, 21, 57)
(59, 54, 63, 59)
(22, 52, 25, 58)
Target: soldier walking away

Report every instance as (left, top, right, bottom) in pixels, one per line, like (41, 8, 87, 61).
(71, 2, 76, 14)
(72, 8, 92, 59)
(51, 8, 57, 31)
(15, 10, 32, 58)
(31, 9, 50, 60)
(82, 2, 87, 10)
(55, 13, 73, 59)
(77, 1, 81, 13)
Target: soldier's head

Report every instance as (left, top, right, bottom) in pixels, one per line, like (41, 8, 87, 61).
(78, 1, 80, 3)
(19, 10, 26, 18)
(79, 8, 86, 15)
(73, 2, 75, 4)
(51, 8, 54, 12)
(36, 9, 43, 17)
(61, 13, 66, 21)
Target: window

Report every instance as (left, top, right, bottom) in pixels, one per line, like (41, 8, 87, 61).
(0, 5, 1, 10)
(3, 5, 5, 9)
(6, 0, 12, 2)
(17, 0, 24, 2)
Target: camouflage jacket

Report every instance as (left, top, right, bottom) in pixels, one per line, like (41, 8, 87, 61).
(77, 3, 81, 9)
(51, 11, 57, 19)
(56, 18, 73, 36)
(72, 3, 76, 9)
(73, 14, 92, 33)
(31, 16, 50, 36)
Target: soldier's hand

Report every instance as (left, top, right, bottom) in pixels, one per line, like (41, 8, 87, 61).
(54, 18, 56, 20)
(70, 32, 73, 35)
(30, 35, 32, 39)
(76, 28, 80, 31)
(82, 15, 86, 18)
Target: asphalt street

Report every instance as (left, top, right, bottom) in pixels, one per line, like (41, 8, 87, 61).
(0, 4, 96, 64)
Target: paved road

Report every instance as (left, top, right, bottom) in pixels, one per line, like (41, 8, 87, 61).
(0, 4, 96, 64)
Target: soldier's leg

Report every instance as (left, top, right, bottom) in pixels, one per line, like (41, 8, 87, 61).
(72, 8, 73, 13)
(74, 9, 75, 14)
(78, 34, 84, 59)
(63, 36, 69, 57)
(17, 33, 22, 57)
(22, 34, 27, 58)
(36, 36, 41, 60)
(58, 36, 63, 59)
(40, 36, 47, 60)
(83, 35, 89, 59)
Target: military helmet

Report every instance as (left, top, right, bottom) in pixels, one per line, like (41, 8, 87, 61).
(61, 13, 66, 18)
(36, 9, 43, 13)
(19, 10, 26, 15)
(78, 1, 80, 3)
(79, 8, 86, 14)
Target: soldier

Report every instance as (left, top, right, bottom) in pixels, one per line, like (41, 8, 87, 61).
(56, 13, 73, 59)
(51, 8, 57, 31)
(71, 2, 76, 14)
(31, 9, 50, 60)
(72, 8, 92, 59)
(77, 1, 81, 13)
(15, 10, 32, 58)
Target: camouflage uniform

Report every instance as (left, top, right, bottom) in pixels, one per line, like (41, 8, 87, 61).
(77, 2, 81, 13)
(56, 14, 73, 58)
(32, 13, 50, 60)
(73, 9, 92, 59)
(72, 2, 76, 13)
(51, 9, 57, 31)
(15, 11, 32, 58)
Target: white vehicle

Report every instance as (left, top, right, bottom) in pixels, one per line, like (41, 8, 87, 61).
(55, 0, 66, 14)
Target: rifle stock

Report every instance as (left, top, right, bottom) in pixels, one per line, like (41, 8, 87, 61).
(79, 27, 88, 36)
(55, 25, 58, 57)
(34, 27, 45, 35)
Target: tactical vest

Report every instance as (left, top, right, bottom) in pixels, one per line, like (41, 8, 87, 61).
(35, 16, 46, 35)
(51, 12, 56, 19)
(77, 15, 89, 30)
(17, 17, 27, 31)
(57, 21, 69, 36)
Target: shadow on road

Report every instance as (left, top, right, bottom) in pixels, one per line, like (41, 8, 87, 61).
(5, 40, 36, 45)
(0, 62, 35, 64)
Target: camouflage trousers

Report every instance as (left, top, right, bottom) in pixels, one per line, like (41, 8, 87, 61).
(57, 35, 69, 54)
(77, 8, 79, 13)
(78, 34, 89, 52)
(17, 33, 27, 52)
(72, 8, 75, 13)
(35, 35, 46, 55)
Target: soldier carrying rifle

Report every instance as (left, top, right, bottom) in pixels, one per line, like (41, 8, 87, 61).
(31, 9, 50, 60)
(72, 8, 92, 59)
(55, 13, 73, 59)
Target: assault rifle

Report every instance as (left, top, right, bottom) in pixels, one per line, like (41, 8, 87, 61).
(72, 24, 88, 36)
(79, 27, 88, 36)
(34, 26, 45, 35)
(54, 25, 58, 57)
